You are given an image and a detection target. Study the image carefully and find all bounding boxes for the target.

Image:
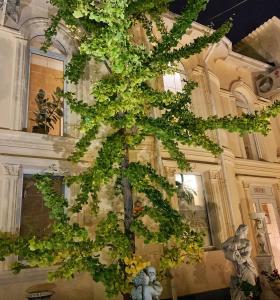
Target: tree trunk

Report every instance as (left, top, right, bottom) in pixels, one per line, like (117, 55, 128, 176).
(123, 293, 133, 300)
(121, 147, 135, 252)
(121, 147, 135, 300)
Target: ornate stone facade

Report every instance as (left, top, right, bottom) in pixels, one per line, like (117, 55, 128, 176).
(0, 2, 280, 300)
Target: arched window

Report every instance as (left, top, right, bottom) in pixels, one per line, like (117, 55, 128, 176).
(26, 36, 66, 136)
(235, 93, 259, 160)
(163, 63, 187, 93)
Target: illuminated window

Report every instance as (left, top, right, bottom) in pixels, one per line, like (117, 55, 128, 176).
(163, 72, 186, 93)
(163, 63, 187, 93)
(27, 37, 65, 136)
(176, 174, 212, 246)
(235, 95, 258, 160)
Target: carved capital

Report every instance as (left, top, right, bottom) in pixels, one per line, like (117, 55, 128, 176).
(276, 183, 280, 192)
(164, 167, 176, 177)
(1, 164, 20, 176)
(209, 170, 221, 180)
(242, 181, 250, 189)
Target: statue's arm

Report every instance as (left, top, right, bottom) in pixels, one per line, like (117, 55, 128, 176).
(242, 240, 253, 258)
(152, 281, 163, 295)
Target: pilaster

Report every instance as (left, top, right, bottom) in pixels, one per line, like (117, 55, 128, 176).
(0, 163, 21, 269)
(0, 26, 27, 130)
(205, 170, 233, 247)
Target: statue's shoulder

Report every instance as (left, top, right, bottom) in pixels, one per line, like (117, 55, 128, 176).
(221, 236, 235, 249)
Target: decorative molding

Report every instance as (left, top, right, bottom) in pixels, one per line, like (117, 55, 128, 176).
(209, 170, 221, 180)
(230, 80, 258, 108)
(235, 159, 280, 179)
(242, 182, 250, 189)
(250, 185, 273, 197)
(19, 17, 77, 56)
(2, 163, 20, 176)
(0, 129, 77, 161)
(0, 0, 20, 25)
(164, 166, 176, 177)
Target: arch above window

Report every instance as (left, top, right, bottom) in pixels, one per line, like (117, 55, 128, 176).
(19, 17, 77, 56)
(234, 91, 250, 111)
(30, 35, 67, 56)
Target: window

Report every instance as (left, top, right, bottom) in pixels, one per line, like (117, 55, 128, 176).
(235, 95, 259, 160)
(163, 63, 187, 93)
(175, 174, 212, 246)
(27, 37, 65, 136)
(20, 175, 64, 238)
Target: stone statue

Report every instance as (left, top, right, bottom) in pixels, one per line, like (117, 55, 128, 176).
(255, 218, 267, 254)
(131, 266, 163, 300)
(222, 224, 258, 300)
(250, 212, 267, 255)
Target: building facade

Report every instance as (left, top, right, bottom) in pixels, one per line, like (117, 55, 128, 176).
(0, 1, 280, 299)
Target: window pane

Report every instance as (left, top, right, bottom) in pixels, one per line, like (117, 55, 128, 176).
(163, 72, 186, 93)
(27, 53, 64, 136)
(176, 174, 212, 246)
(20, 175, 63, 238)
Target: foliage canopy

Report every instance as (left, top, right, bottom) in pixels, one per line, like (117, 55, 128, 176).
(1, 0, 280, 298)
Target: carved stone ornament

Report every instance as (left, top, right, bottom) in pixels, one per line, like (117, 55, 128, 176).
(131, 266, 163, 300)
(0, 0, 20, 23)
(222, 224, 258, 300)
(250, 212, 268, 255)
(2, 164, 20, 176)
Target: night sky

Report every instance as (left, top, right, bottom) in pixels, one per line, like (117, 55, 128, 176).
(170, 0, 280, 44)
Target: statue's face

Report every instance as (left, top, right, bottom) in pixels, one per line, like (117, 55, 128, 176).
(236, 225, 248, 239)
(147, 267, 156, 282)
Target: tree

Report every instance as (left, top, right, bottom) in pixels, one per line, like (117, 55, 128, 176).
(1, 0, 280, 299)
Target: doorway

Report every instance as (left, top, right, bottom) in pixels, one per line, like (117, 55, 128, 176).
(254, 198, 280, 270)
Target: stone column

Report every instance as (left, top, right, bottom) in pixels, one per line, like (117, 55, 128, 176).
(205, 170, 233, 247)
(0, 26, 27, 131)
(0, 163, 21, 270)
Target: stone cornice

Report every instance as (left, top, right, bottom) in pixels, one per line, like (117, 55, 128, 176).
(235, 158, 280, 179)
(160, 144, 219, 166)
(0, 129, 76, 160)
(225, 50, 270, 72)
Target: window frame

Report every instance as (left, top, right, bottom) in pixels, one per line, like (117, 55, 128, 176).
(19, 169, 66, 237)
(235, 95, 260, 160)
(25, 47, 66, 136)
(162, 62, 187, 93)
(175, 172, 214, 248)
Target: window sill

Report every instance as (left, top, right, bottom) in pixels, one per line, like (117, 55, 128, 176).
(0, 266, 58, 285)
(203, 245, 217, 252)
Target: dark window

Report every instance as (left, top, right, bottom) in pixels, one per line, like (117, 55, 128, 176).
(20, 175, 64, 238)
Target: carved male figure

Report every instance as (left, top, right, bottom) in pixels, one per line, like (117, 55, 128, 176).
(222, 224, 258, 300)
